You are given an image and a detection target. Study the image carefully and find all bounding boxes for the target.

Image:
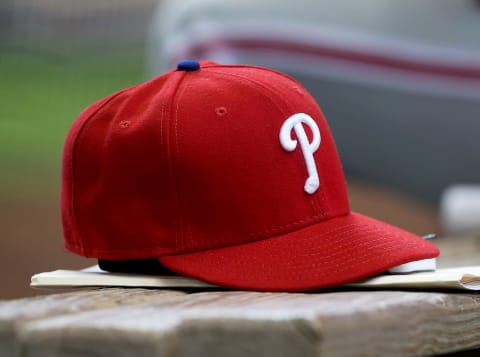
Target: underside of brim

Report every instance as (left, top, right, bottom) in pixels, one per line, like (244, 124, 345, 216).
(159, 212, 440, 292)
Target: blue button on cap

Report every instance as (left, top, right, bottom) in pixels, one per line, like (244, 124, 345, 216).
(177, 59, 200, 71)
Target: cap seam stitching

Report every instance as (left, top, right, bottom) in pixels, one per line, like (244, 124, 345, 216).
(70, 86, 135, 254)
(175, 217, 436, 261)
(167, 72, 188, 250)
(209, 241, 432, 276)
(164, 218, 366, 257)
(67, 208, 351, 255)
(174, 74, 192, 249)
(205, 64, 307, 86)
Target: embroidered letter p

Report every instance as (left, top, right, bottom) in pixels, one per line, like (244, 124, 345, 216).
(279, 113, 321, 194)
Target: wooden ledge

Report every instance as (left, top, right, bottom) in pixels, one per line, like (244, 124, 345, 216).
(1, 289, 480, 356)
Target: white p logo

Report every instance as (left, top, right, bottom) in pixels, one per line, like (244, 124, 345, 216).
(279, 113, 321, 194)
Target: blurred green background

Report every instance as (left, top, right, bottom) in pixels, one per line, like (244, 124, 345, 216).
(1, 0, 159, 299)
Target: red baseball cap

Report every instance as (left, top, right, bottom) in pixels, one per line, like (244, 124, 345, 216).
(61, 59, 439, 291)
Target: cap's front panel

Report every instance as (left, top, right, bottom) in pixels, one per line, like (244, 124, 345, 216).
(173, 66, 349, 252)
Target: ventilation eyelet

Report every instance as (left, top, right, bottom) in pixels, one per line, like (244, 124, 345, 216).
(215, 107, 227, 116)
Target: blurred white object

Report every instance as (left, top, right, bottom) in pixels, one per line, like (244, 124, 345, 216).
(388, 258, 436, 274)
(440, 185, 480, 234)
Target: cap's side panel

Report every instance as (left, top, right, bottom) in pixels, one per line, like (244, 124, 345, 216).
(64, 72, 187, 260)
(62, 91, 129, 255)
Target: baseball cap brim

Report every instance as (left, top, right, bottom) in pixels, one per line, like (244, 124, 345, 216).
(159, 212, 440, 291)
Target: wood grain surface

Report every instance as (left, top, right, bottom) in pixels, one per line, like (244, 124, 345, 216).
(0, 289, 185, 357)
(1, 289, 480, 357)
